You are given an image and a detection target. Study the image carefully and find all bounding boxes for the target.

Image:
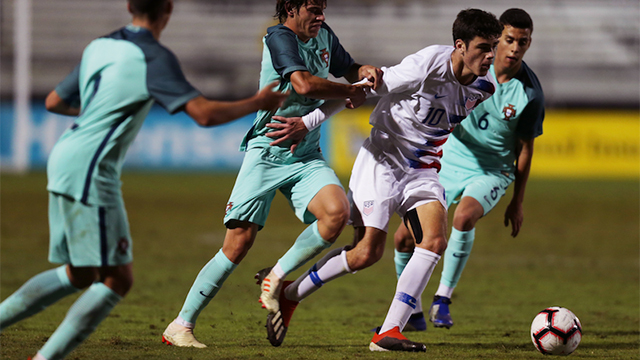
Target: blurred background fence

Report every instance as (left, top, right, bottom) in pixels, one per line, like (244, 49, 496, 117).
(1, 0, 638, 176)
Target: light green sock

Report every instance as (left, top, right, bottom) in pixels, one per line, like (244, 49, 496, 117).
(0, 266, 79, 331)
(39, 282, 121, 360)
(277, 221, 331, 275)
(394, 249, 413, 279)
(178, 249, 237, 325)
(441, 228, 475, 288)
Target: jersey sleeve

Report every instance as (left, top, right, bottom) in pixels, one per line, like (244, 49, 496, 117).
(54, 64, 81, 108)
(324, 23, 355, 78)
(516, 85, 545, 140)
(375, 47, 433, 96)
(146, 49, 201, 114)
(265, 27, 308, 80)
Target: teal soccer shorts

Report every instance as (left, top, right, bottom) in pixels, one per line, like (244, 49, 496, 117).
(48, 192, 132, 267)
(224, 147, 343, 229)
(439, 165, 514, 216)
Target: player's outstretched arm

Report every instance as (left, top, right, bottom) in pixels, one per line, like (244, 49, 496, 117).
(185, 81, 289, 127)
(45, 91, 80, 116)
(504, 137, 535, 237)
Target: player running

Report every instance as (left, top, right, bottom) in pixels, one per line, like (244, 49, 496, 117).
(0, 1, 287, 359)
(257, 8, 502, 351)
(394, 8, 545, 331)
(161, 0, 381, 348)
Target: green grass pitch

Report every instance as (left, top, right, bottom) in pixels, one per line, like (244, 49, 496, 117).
(1, 172, 638, 359)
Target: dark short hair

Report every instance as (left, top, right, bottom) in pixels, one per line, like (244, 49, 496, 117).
(452, 8, 503, 46)
(128, 0, 169, 22)
(500, 8, 534, 33)
(274, 0, 327, 24)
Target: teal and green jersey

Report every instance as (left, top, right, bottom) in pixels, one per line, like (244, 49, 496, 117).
(240, 23, 355, 159)
(443, 62, 545, 173)
(47, 25, 200, 206)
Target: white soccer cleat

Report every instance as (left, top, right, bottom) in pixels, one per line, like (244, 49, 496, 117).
(256, 267, 283, 314)
(162, 321, 207, 348)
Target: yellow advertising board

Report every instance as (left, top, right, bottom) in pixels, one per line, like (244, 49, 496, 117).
(328, 108, 639, 179)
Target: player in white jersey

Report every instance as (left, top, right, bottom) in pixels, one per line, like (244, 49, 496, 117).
(393, 8, 544, 332)
(256, 9, 503, 351)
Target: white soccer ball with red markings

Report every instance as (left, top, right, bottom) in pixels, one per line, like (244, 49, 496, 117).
(531, 307, 582, 355)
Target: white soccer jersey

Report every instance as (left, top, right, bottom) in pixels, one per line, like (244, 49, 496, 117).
(366, 45, 497, 172)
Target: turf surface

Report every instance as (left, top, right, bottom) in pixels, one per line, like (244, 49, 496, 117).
(1, 172, 638, 359)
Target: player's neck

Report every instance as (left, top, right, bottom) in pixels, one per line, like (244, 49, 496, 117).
(494, 61, 522, 84)
(451, 51, 477, 86)
(131, 18, 163, 40)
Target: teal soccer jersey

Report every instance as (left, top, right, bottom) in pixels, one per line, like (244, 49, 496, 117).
(47, 25, 200, 205)
(240, 23, 354, 158)
(443, 62, 544, 174)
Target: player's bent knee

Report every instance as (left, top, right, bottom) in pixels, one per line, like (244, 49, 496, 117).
(350, 243, 385, 270)
(452, 213, 478, 232)
(67, 266, 99, 289)
(100, 264, 134, 296)
(417, 236, 447, 255)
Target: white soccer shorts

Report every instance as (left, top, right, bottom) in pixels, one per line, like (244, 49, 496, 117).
(348, 145, 447, 232)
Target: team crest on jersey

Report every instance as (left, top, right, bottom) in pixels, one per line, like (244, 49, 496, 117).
(118, 238, 129, 255)
(362, 200, 374, 216)
(502, 104, 516, 121)
(319, 48, 330, 67)
(465, 94, 482, 110)
(225, 202, 233, 215)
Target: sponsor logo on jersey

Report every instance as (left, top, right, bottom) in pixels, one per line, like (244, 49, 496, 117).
(363, 200, 374, 216)
(319, 48, 330, 67)
(434, 93, 447, 99)
(225, 202, 233, 215)
(502, 104, 517, 121)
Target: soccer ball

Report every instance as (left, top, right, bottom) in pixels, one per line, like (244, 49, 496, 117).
(531, 307, 582, 355)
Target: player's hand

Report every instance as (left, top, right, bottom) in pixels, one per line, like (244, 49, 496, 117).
(266, 115, 309, 153)
(256, 81, 289, 112)
(358, 65, 383, 91)
(504, 200, 523, 237)
(347, 83, 370, 109)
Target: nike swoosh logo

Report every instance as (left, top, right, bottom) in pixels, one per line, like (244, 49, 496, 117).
(452, 253, 468, 258)
(199, 291, 215, 298)
(434, 94, 447, 99)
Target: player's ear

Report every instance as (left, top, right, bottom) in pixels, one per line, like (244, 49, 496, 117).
(165, 0, 173, 15)
(454, 39, 466, 54)
(285, 2, 295, 17)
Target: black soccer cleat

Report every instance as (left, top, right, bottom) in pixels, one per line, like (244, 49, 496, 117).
(369, 326, 426, 352)
(266, 310, 288, 347)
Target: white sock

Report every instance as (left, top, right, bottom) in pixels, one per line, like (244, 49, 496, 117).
(435, 283, 455, 299)
(413, 297, 423, 315)
(379, 248, 440, 333)
(272, 262, 286, 279)
(285, 247, 353, 302)
(174, 316, 194, 329)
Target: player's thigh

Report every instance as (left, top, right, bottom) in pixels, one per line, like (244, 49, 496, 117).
(224, 148, 280, 229)
(348, 147, 398, 233)
(49, 193, 132, 267)
(460, 172, 513, 216)
(284, 156, 344, 224)
(438, 165, 470, 208)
